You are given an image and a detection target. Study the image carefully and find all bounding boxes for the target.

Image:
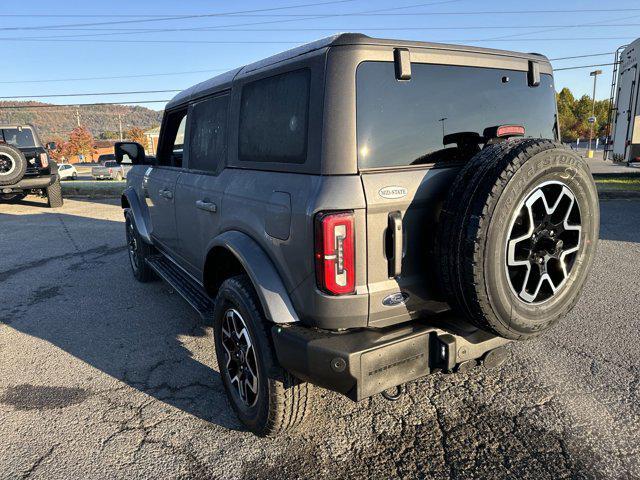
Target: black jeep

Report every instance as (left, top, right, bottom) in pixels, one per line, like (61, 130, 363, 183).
(0, 124, 63, 208)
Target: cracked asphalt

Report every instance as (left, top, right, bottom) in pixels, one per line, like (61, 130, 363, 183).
(0, 197, 639, 479)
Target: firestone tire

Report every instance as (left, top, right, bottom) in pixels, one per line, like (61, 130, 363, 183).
(213, 275, 312, 436)
(46, 179, 64, 208)
(436, 139, 599, 340)
(0, 144, 28, 186)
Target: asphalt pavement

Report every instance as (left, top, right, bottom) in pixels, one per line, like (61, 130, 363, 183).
(0, 197, 638, 479)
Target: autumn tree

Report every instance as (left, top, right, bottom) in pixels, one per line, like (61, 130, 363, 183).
(67, 126, 95, 160)
(45, 136, 67, 162)
(126, 126, 147, 146)
(556, 87, 611, 143)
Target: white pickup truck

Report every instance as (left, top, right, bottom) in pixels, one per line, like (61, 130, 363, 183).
(91, 155, 132, 181)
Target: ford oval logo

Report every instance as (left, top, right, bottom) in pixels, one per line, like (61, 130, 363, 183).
(382, 292, 410, 307)
(379, 186, 408, 200)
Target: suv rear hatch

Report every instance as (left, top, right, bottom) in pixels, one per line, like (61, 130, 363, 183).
(0, 127, 47, 174)
(356, 60, 558, 327)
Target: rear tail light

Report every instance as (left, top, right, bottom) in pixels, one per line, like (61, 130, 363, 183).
(315, 211, 355, 295)
(109, 168, 113, 174)
(39, 153, 49, 168)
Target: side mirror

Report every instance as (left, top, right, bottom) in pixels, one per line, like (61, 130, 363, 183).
(45, 142, 57, 150)
(115, 141, 147, 165)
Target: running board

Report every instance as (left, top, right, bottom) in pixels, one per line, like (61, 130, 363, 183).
(145, 254, 214, 319)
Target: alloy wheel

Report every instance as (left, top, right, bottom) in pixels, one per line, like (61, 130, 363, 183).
(506, 181, 582, 304)
(0, 153, 16, 176)
(220, 308, 259, 407)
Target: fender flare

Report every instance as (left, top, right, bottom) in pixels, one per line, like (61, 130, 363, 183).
(121, 187, 152, 244)
(207, 231, 300, 324)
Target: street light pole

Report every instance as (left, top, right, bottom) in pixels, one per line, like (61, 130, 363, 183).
(588, 69, 602, 154)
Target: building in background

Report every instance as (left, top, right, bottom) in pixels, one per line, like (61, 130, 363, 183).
(145, 126, 160, 155)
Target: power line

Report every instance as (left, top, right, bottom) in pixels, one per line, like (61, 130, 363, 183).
(0, 0, 360, 31)
(21, 23, 640, 34)
(0, 90, 181, 100)
(554, 62, 618, 71)
(0, 101, 170, 109)
(550, 52, 615, 61)
(1, 5, 635, 38)
(0, 68, 229, 85)
(0, 36, 634, 45)
(0, 6, 640, 19)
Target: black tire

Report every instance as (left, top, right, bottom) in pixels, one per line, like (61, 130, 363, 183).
(125, 210, 156, 282)
(72, 173, 78, 180)
(0, 144, 28, 186)
(46, 179, 64, 208)
(213, 275, 311, 436)
(436, 139, 599, 340)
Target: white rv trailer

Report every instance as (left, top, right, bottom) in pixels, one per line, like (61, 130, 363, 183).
(607, 38, 640, 163)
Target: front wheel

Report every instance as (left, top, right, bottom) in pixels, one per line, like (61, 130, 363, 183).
(213, 275, 312, 436)
(125, 210, 155, 282)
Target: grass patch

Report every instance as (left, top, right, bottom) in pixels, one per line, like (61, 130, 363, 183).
(595, 176, 640, 191)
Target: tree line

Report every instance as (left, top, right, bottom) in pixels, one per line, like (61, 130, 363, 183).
(48, 126, 147, 163)
(557, 87, 610, 143)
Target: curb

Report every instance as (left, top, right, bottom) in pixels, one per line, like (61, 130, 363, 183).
(598, 190, 640, 200)
(61, 181, 125, 198)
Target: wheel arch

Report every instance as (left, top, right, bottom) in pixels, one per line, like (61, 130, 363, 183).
(121, 186, 152, 244)
(204, 231, 300, 325)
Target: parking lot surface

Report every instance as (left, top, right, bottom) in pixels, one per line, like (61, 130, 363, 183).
(1, 197, 639, 479)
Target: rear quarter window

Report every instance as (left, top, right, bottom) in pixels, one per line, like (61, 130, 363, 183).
(238, 69, 310, 164)
(356, 61, 558, 169)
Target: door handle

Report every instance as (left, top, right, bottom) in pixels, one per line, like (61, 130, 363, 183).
(159, 189, 173, 200)
(196, 199, 217, 213)
(388, 211, 403, 278)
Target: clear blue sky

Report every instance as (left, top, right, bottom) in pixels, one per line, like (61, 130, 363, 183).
(1, 0, 639, 110)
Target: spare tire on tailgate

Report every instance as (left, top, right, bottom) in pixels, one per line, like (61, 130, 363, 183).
(436, 139, 599, 340)
(0, 143, 28, 186)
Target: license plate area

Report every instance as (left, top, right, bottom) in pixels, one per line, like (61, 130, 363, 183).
(359, 334, 429, 398)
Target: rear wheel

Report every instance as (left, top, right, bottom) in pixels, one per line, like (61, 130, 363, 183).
(436, 139, 599, 340)
(213, 275, 312, 436)
(46, 179, 63, 208)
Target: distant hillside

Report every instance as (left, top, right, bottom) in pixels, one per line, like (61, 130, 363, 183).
(0, 101, 163, 141)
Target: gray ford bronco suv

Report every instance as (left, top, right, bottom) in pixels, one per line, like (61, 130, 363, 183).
(0, 124, 62, 207)
(116, 34, 599, 436)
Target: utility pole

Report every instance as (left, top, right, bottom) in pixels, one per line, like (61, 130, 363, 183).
(118, 113, 123, 141)
(75, 107, 81, 127)
(588, 69, 602, 156)
(439, 117, 447, 142)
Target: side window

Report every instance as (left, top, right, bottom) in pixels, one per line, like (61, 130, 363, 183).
(188, 94, 229, 172)
(239, 69, 310, 164)
(157, 109, 188, 167)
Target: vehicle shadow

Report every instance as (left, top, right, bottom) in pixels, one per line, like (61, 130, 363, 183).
(0, 210, 240, 431)
(598, 198, 640, 244)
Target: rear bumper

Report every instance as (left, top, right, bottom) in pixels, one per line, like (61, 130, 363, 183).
(1, 174, 57, 192)
(272, 318, 511, 401)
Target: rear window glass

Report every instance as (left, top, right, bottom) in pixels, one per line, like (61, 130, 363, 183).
(239, 69, 310, 164)
(104, 161, 118, 167)
(189, 94, 229, 172)
(1, 128, 36, 148)
(356, 62, 557, 169)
